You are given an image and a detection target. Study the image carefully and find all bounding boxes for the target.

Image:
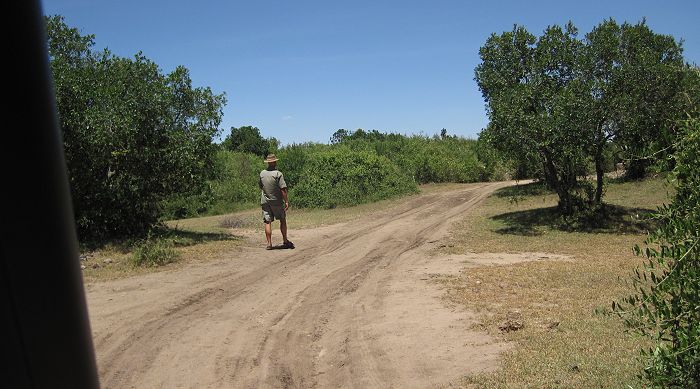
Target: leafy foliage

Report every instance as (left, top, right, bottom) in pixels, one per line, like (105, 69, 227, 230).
(208, 150, 264, 214)
(279, 130, 489, 209)
(290, 146, 418, 208)
(160, 150, 265, 219)
(582, 19, 687, 185)
(182, 129, 491, 216)
(613, 118, 700, 386)
(475, 23, 592, 214)
(46, 15, 225, 240)
(475, 19, 689, 214)
(221, 125, 277, 157)
(336, 130, 487, 183)
(330, 128, 349, 144)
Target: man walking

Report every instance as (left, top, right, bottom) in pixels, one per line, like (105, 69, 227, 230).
(259, 154, 294, 250)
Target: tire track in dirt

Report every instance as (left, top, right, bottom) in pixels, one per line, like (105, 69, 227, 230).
(87, 182, 513, 388)
(95, 188, 452, 387)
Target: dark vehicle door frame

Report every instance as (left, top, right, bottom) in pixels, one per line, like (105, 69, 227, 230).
(2, 1, 100, 388)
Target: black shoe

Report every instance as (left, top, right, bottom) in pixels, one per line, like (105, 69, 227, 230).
(283, 240, 295, 249)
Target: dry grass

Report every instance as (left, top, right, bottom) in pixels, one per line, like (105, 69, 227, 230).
(79, 232, 244, 282)
(439, 177, 672, 388)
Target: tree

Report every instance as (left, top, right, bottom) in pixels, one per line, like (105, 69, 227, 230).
(46, 15, 225, 240)
(477, 124, 538, 180)
(221, 125, 271, 157)
(582, 19, 686, 185)
(476, 23, 590, 214)
(476, 20, 689, 213)
(330, 128, 349, 144)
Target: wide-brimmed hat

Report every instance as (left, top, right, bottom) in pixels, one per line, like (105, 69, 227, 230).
(264, 154, 279, 163)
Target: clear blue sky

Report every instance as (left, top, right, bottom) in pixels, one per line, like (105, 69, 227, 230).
(43, 0, 700, 146)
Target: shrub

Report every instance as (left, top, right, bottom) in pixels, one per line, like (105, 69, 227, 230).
(46, 16, 225, 240)
(276, 142, 325, 190)
(341, 133, 486, 184)
(206, 150, 263, 215)
(221, 126, 274, 157)
(131, 235, 179, 267)
(167, 130, 506, 216)
(160, 187, 214, 220)
(614, 117, 700, 386)
(291, 146, 418, 208)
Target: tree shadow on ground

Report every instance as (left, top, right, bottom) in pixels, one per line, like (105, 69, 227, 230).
(493, 180, 553, 199)
(491, 204, 659, 236)
(80, 225, 241, 253)
(153, 227, 240, 247)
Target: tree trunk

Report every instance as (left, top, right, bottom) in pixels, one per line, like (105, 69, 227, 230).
(541, 150, 572, 214)
(594, 144, 605, 205)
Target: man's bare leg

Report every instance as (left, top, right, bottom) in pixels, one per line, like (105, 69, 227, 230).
(280, 219, 288, 243)
(264, 222, 273, 247)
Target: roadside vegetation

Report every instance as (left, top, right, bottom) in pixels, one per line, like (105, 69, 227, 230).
(165, 126, 503, 218)
(79, 184, 452, 281)
(46, 16, 226, 241)
(612, 117, 700, 386)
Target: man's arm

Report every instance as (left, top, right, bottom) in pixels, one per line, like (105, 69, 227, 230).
(278, 172, 288, 210)
(281, 188, 289, 211)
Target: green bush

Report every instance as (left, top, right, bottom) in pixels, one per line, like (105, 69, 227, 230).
(163, 130, 507, 216)
(207, 150, 264, 215)
(221, 126, 275, 157)
(47, 16, 225, 240)
(341, 133, 487, 184)
(475, 136, 513, 181)
(276, 142, 325, 189)
(614, 117, 700, 386)
(160, 187, 214, 220)
(131, 235, 179, 267)
(290, 146, 418, 208)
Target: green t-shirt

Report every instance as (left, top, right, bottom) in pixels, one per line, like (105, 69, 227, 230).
(259, 168, 287, 205)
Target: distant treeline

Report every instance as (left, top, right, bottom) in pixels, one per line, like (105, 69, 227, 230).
(162, 126, 514, 219)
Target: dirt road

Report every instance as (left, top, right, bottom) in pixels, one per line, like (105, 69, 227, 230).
(86, 182, 514, 388)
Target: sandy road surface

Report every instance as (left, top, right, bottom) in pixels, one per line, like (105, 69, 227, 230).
(86, 182, 515, 388)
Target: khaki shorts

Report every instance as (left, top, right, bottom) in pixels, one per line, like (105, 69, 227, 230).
(262, 203, 286, 223)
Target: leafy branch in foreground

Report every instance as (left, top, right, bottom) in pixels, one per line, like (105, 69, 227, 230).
(613, 117, 700, 387)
